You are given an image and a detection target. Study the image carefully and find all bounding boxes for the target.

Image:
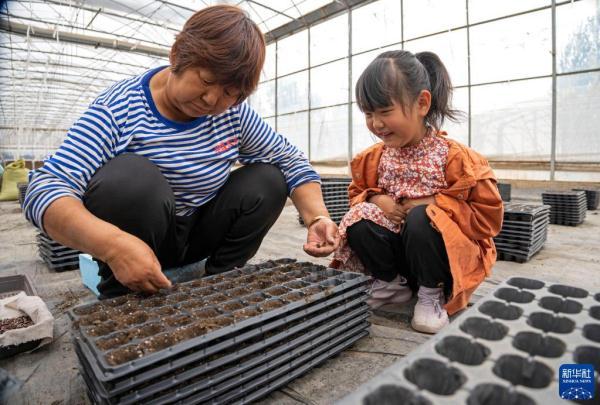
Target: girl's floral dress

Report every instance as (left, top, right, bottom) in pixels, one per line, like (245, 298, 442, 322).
(333, 132, 450, 273)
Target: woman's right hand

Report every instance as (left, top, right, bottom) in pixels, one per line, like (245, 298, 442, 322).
(102, 232, 172, 294)
(368, 194, 407, 225)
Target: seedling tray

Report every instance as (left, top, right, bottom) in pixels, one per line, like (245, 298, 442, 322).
(76, 295, 368, 401)
(502, 203, 550, 222)
(341, 276, 600, 405)
(38, 245, 81, 260)
(70, 261, 370, 383)
(0, 274, 37, 299)
(495, 222, 548, 240)
(494, 232, 547, 249)
(143, 315, 368, 404)
(573, 188, 600, 210)
(496, 238, 546, 263)
(494, 236, 547, 254)
(175, 325, 368, 405)
(497, 183, 511, 202)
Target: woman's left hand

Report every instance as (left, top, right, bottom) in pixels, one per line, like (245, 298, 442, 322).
(399, 195, 436, 213)
(303, 217, 340, 257)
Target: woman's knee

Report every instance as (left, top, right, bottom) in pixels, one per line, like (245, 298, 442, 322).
(84, 153, 174, 217)
(233, 163, 287, 212)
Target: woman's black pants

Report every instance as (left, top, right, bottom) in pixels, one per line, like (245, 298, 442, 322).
(346, 205, 453, 295)
(82, 153, 288, 298)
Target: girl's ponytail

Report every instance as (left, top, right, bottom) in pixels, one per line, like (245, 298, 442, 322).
(415, 51, 461, 130)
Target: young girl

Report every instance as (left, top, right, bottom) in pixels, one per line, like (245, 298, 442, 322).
(331, 50, 503, 334)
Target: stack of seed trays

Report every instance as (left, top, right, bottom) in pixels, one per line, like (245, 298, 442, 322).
(37, 232, 81, 272)
(299, 178, 352, 225)
(69, 258, 371, 404)
(497, 183, 511, 202)
(542, 190, 587, 226)
(495, 203, 550, 263)
(341, 276, 600, 405)
(572, 188, 600, 211)
(17, 182, 28, 209)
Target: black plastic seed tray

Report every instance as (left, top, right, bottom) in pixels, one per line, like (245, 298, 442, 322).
(549, 219, 585, 227)
(496, 237, 546, 263)
(494, 235, 547, 254)
(41, 255, 79, 272)
(322, 188, 348, 196)
(0, 274, 38, 299)
(321, 177, 351, 182)
(76, 294, 368, 402)
(178, 324, 368, 405)
(494, 233, 547, 249)
(70, 261, 370, 384)
(144, 314, 369, 405)
(502, 203, 550, 222)
(496, 234, 546, 254)
(573, 188, 600, 210)
(17, 182, 28, 209)
(38, 244, 80, 259)
(497, 183, 511, 202)
(341, 276, 600, 405)
(80, 317, 368, 405)
(36, 234, 74, 251)
(323, 203, 350, 211)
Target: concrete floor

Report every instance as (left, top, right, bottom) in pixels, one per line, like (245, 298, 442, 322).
(0, 188, 599, 405)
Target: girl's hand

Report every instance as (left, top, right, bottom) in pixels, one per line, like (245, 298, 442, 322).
(369, 194, 407, 225)
(399, 195, 436, 213)
(303, 217, 340, 257)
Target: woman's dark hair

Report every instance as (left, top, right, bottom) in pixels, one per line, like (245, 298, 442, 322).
(355, 50, 462, 130)
(170, 5, 265, 104)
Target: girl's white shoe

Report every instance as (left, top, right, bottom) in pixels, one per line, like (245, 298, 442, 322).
(367, 275, 413, 309)
(411, 286, 449, 334)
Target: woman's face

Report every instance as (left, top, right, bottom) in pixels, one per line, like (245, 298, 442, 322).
(363, 92, 430, 148)
(166, 67, 241, 119)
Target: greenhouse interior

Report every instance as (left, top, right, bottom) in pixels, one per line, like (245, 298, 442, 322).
(0, 0, 599, 404)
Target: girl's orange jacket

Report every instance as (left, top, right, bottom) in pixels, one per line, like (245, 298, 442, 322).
(332, 135, 504, 315)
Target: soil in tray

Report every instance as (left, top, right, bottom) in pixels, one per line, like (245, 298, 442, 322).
(0, 315, 34, 334)
(106, 345, 144, 365)
(243, 294, 267, 304)
(227, 287, 252, 297)
(179, 299, 208, 311)
(115, 311, 152, 328)
(203, 293, 229, 304)
(78, 311, 111, 326)
(163, 315, 193, 328)
(221, 301, 245, 312)
(264, 286, 290, 296)
(249, 280, 274, 290)
(302, 285, 325, 295)
(272, 274, 296, 283)
(86, 321, 118, 337)
(258, 300, 286, 311)
(192, 307, 221, 318)
(281, 291, 305, 302)
(232, 307, 262, 320)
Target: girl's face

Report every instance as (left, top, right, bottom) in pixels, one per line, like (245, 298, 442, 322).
(364, 90, 431, 148)
(165, 67, 241, 119)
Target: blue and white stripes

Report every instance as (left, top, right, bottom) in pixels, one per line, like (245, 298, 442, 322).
(24, 66, 319, 232)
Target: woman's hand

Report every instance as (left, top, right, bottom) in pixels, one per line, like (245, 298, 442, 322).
(102, 232, 172, 294)
(369, 194, 407, 225)
(303, 217, 340, 257)
(398, 195, 436, 213)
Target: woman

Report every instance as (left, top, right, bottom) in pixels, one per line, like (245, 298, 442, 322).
(24, 5, 339, 298)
